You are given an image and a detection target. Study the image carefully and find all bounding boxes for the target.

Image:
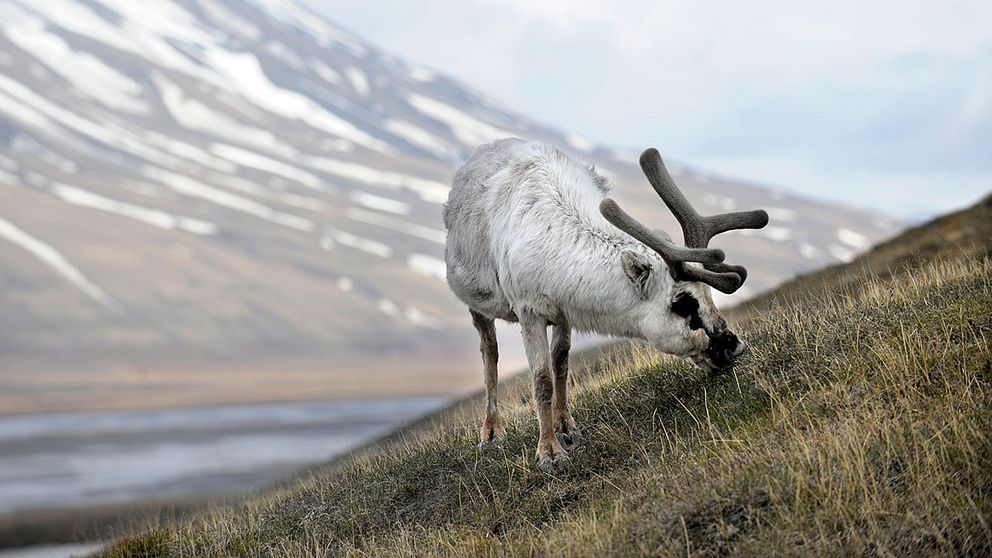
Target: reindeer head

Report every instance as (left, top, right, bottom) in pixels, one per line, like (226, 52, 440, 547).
(601, 148, 769, 372)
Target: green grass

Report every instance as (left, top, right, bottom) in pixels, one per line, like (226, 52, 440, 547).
(101, 246, 992, 556)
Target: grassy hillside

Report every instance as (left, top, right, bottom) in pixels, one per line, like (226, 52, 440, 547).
(737, 193, 991, 317)
(103, 201, 991, 557)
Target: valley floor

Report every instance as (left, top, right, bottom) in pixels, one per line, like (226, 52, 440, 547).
(0, 356, 493, 416)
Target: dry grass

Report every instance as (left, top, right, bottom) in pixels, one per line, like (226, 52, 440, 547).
(99, 249, 992, 557)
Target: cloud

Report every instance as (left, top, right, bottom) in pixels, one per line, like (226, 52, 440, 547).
(303, 0, 992, 217)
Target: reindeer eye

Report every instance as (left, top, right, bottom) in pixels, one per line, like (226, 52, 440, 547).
(671, 293, 704, 330)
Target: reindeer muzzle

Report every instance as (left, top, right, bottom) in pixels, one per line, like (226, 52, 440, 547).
(705, 330, 743, 372)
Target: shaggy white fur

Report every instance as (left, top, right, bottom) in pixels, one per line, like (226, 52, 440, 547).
(443, 139, 744, 468)
(444, 138, 729, 359)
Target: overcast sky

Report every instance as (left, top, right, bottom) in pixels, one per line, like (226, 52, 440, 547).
(301, 0, 991, 219)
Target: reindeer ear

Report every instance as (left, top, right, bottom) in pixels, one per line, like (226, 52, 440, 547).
(621, 250, 653, 298)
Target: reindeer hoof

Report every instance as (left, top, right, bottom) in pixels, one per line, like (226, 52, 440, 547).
(479, 424, 506, 447)
(535, 448, 569, 472)
(556, 426, 583, 450)
(555, 418, 583, 450)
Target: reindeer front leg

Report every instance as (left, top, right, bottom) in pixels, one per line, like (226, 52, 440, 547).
(520, 310, 567, 471)
(551, 322, 581, 449)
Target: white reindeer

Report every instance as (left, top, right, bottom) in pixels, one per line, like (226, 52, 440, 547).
(443, 139, 768, 470)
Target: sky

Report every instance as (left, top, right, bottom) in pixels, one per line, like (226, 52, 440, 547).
(301, 1, 992, 219)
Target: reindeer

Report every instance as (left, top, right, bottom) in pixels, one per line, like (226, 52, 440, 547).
(442, 139, 768, 470)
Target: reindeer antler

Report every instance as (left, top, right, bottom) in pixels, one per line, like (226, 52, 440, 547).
(600, 148, 769, 294)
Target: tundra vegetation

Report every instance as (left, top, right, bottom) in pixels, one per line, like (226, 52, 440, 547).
(101, 196, 991, 557)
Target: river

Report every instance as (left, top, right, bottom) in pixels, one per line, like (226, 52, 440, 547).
(0, 397, 447, 514)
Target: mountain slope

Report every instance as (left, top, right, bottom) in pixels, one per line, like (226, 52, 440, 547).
(98, 181, 992, 557)
(0, 0, 900, 397)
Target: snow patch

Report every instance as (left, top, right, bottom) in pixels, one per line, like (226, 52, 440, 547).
(406, 66, 435, 82)
(266, 41, 305, 70)
(51, 183, 217, 235)
(11, 0, 138, 60)
(702, 193, 737, 211)
(122, 181, 166, 198)
(377, 298, 400, 318)
(799, 242, 821, 260)
(349, 191, 410, 215)
(130, 129, 236, 173)
(345, 66, 369, 96)
(153, 75, 297, 159)
(346, 208, 446, 244)
(828, 244, 856, 262)
(23, 170, 49, 188)
(405, 306, 442, 329)
(322, 228, 392, 258)
(29, 64, 48, 81)
(0, 168, 19, 186)
(248, 0, 368, 57)
(765, 207, 797, 222)
(198, 0, 261, 39)
(407, 93, 513, 147)
(88, 0, 217, 44)
(335, 276, 354, 292)
(312, 61, 342, 84)
(611, 149, 640, 165)
(0, 216, 118, 311)
(0, 152, 17, 184)
(408, 254, 446, 281)
(737, 226, 794, 241)
(49, 182, 215, 234)
(873, 217, 899, 231)
(384, 119, 450, 157)
(202, 47, 387, 152)
(144, 167, 313, 231)
(0, 89, 58, 135)
(11, 134, 78, 174)
(565, 133, 595, 152)
(4, 10, 147, 114)
(836, 228, 871, 250)
(318, 138, 353, 153)
(303, 156, 449, 204)
(760, 226, 794, 242)
(209, 143, 328, 192)
(209, 173, 326, 211)
(0, 73, 181, 169)
(0, 154, 19, 173)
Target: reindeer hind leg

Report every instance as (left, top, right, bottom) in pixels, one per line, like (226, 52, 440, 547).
(471, 310, 505, 446)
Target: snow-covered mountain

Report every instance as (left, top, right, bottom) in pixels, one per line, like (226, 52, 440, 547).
(0, 0, 899, 385)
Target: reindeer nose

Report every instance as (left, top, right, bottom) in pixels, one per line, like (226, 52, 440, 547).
(733, 340, 747, 357)
(705, 331, 742, 371)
